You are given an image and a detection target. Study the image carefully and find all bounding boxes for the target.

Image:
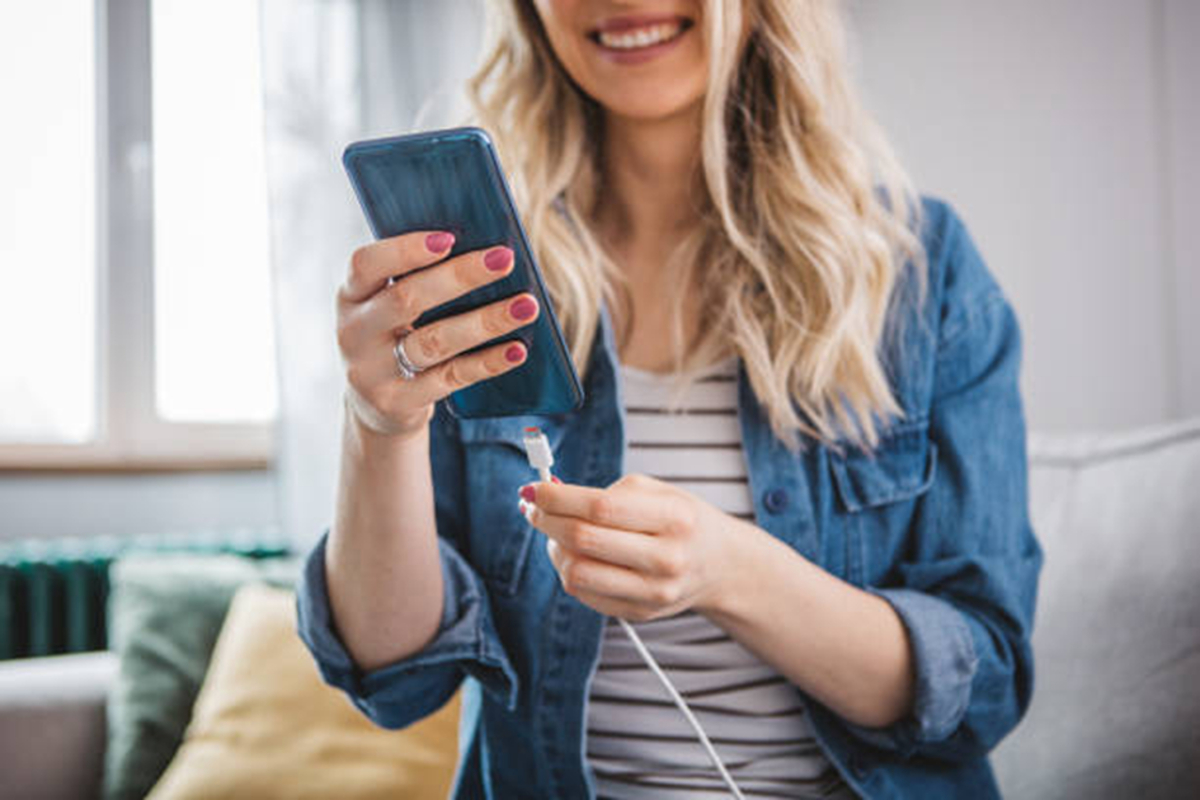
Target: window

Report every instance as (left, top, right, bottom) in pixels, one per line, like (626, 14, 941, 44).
(152, 0, 277, 424)
(0, 0, 276, 470)
(0, 0, 98, 446)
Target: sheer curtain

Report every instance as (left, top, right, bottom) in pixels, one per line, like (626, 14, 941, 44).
(260, 0, 484, 547)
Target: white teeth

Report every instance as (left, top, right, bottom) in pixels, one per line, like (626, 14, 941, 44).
(597, 22, 684, 50)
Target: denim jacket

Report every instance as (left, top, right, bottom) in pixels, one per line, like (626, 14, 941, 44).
(296, 197, 1043, 799)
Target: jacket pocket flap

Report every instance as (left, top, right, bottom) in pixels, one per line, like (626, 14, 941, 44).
(829, 421, 938, 513)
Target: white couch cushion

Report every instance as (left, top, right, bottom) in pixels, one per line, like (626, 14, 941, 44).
(992, 417, 1200, 798)
(0, 651, 117, 800)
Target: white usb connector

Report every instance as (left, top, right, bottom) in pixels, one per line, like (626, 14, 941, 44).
(519, 426, 746, 800)
(521, 426, 555, 483)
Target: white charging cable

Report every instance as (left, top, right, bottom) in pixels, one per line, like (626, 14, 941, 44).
(520, 426, 746, 800)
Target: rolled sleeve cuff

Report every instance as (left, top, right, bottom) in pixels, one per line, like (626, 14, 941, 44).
(844, 587, 979, 755)
(295, 530, 519, 727)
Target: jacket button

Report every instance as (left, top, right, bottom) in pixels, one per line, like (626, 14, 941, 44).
(763, 487, 789, 514)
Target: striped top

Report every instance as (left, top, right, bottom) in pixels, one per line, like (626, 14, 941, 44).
(585, 356, 854, 800)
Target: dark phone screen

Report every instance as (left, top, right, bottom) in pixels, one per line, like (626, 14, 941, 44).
(343, 128, 584, 418)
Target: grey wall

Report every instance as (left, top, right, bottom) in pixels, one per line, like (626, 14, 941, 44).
(1164, 0, 1200, 420)
(849, 0, 1199, 432)
(0, 471, 278, 542)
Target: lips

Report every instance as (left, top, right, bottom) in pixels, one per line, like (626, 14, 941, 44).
(587, 14, 694, 50)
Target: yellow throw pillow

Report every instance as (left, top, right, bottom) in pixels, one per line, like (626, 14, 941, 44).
(148, 583, 461, 800)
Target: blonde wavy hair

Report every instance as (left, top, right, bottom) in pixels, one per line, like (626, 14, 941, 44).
(464, 0, 927, 455)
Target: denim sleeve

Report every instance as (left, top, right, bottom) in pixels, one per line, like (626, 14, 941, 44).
(293, 402, 519, 730)
(844, 204, 1043, 761)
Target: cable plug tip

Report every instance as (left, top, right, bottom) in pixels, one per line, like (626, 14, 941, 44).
(521, 426, 555, 473)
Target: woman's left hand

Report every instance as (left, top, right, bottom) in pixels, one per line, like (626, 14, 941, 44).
(517, 473, 752, 621)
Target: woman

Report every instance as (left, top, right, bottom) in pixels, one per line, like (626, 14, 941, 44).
(297, 1, 1042, 798)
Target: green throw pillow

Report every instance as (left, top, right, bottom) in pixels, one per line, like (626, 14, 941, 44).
(103, 553, 301, 800)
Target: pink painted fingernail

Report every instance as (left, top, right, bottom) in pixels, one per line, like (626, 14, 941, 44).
(510, 296, 538, 321)
(485, 247, 513, 272)
(426, 232, 454, 253)
(551, 475, 562, 484)
(519, 484, 536, 503)
(505, 344, 525, 363)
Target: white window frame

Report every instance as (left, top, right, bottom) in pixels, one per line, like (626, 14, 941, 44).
(0, 0, 273, 472)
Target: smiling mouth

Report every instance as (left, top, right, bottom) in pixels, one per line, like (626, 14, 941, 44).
(588, 18, 694, 51)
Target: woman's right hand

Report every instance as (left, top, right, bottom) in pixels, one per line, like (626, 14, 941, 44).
(336, 230, 541, 440)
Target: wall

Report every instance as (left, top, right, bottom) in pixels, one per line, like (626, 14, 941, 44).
(849, 0, 1198, 432)
(0, 470, 278, 542)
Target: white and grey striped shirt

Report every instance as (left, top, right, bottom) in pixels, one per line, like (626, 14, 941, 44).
(585, 356, 855, 800)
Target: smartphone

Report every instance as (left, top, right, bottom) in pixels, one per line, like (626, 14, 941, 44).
(342, 127, 585, 419)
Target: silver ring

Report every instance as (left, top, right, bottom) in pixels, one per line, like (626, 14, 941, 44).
(393, 332, 425, 380)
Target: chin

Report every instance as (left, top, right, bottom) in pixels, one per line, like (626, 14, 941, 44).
(597, 86, 704, 122)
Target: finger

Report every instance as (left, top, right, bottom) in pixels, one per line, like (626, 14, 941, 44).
(545, 537, 665, 606)
(341, 230, 457, 303)
(519, 480, 680, 534)
(375, 337, 528, 411)
(547, 537, 657, 621)
(528, 504, 676, 576)
(348, 245, 517, 343)
(394, 292, 539, 372)
(572, 587, 661, 623)
(347, 294, 529, 389)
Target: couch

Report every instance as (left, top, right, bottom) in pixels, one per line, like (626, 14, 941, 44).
(2, 416, 1198, 799)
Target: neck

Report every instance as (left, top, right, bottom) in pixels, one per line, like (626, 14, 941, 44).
(595, 103, 704, 265)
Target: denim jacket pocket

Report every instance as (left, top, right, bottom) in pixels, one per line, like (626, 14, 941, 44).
(457, 415, 567, 597)
(827, 419, 938, 585)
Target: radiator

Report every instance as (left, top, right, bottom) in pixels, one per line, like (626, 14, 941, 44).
(0, 528, 289, 661)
